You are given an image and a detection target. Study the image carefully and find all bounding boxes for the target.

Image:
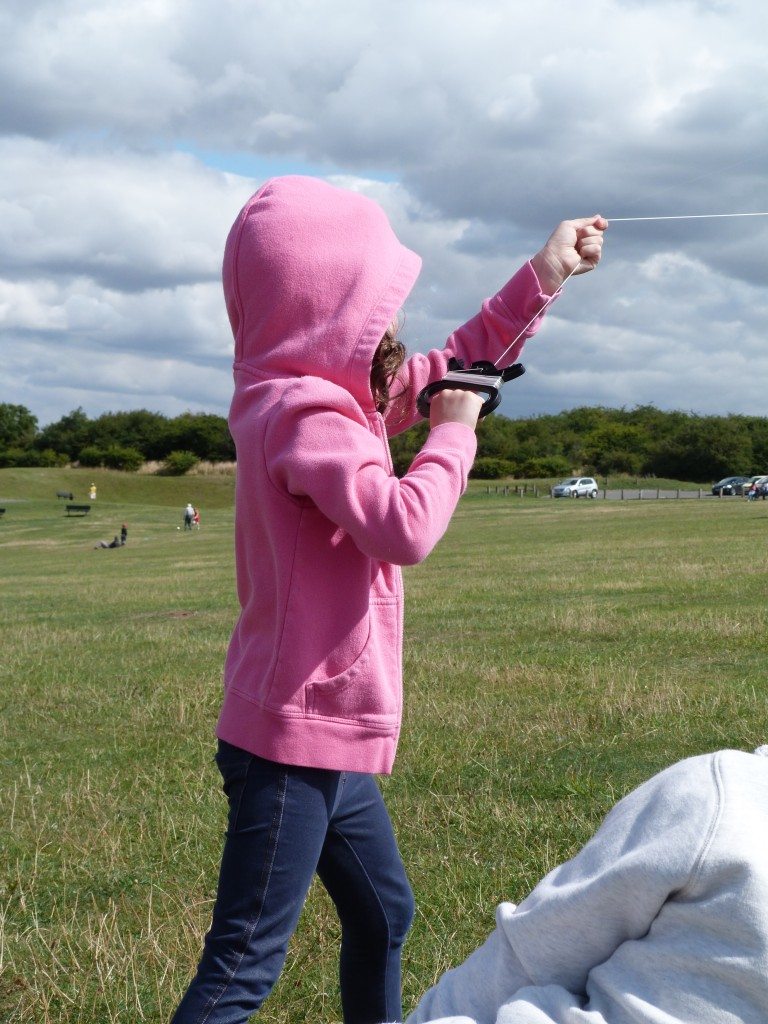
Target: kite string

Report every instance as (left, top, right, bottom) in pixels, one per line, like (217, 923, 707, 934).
(608, 211, 768, 222)
(493, 210, 767, 367)
(494, 264, 580, 367)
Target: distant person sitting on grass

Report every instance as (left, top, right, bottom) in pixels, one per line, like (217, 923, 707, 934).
(94, 536, 121, 549)
(405, 746, 768, 1024)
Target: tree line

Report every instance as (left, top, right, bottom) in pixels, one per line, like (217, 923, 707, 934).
(0, 405, 235, 474)
(389, 404, 768, 482)
(2, 401, 767, 481)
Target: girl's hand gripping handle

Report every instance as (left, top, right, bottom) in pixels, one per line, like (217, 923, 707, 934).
(417, 360, 525, 420)
(428, 387, 485, 429)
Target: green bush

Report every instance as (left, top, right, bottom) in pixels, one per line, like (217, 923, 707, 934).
(0, 447, 68, 468)
(519, 455, 572, 478)
(77, 446, 105, 467)
(36, 448, 69, 468)
(391, 452, 414, 477)
(470, 457, 516, 479)
(160, 450, 200, 476)
(104, 446, 143, 472)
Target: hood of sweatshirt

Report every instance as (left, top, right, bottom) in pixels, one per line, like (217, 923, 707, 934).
(223, 175, 422, 413)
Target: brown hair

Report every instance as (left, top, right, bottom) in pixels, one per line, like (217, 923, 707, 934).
(370, 320, 408, 413)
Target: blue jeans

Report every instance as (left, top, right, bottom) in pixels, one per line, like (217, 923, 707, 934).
(171, 741, 414, 1024)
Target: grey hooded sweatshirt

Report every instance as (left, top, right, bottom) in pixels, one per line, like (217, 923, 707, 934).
(406, 749, 768, 1024)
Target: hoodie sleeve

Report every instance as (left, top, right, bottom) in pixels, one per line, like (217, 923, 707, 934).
(406, 912, 532, 1024)
(267, 392, 477, 565)
(386, 261, 558, 436)
(406, 754, 722, 1024)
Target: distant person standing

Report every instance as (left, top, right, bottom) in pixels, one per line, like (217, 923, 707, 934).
(120, 523, 128, 545)
(183, 503, 194, 530)
(89, 482, 97, 501)
(193, 508, 201, 530)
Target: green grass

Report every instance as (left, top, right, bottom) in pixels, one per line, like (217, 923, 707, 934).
(2, 469, 768, 1022)
(0, 464, 236, 508)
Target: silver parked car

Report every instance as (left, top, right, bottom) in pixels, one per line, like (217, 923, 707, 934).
(552, 476, 599, 499)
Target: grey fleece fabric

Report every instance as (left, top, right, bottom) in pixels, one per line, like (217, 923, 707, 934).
(405, 749, 768, 1024)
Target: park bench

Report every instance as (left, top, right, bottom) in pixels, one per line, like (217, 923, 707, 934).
(56, 490, 74, 500)
(65, 504, 91, 516)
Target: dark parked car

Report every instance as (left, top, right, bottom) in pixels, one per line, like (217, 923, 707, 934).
(712, 476, 751, 496)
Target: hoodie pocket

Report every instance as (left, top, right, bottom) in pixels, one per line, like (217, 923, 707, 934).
(265, 505, 402, 724)
(306, 599, 401, 724)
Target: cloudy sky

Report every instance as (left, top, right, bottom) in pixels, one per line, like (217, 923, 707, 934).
(2, 0, 767, 428)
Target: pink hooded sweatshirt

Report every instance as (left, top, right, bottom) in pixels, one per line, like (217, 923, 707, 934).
(216, 176, 555, 775)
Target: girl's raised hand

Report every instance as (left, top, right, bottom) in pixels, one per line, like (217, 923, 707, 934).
(429, 388, 484, 430)
(530, 215, 608, 295)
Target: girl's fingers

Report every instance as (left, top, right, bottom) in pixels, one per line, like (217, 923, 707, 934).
(569, 214, 608, 230)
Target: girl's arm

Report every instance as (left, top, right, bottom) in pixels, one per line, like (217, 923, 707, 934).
(386, 216, 607, 436)
(267, 386, 480, 565)
(385, 261, 551, 436)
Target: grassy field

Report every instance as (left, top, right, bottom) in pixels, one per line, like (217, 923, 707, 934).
(2, 467, 768, 1022)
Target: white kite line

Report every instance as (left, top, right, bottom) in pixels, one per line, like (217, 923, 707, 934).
(494, 210, 766, 366)
(609, 212, 768, 222)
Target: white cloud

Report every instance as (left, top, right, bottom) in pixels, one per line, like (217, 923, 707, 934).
(0, 0, 766, 425)
(0, 138, 251, 289)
